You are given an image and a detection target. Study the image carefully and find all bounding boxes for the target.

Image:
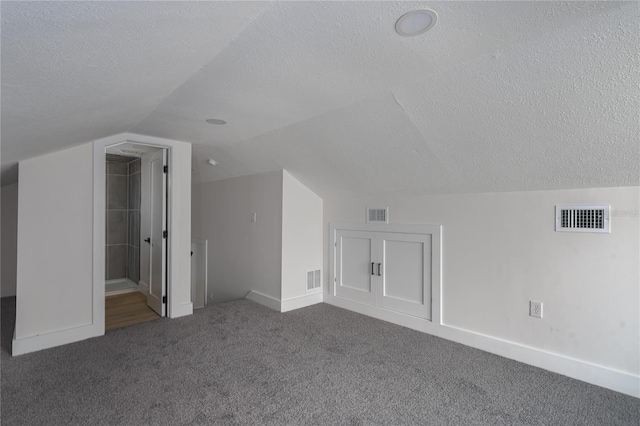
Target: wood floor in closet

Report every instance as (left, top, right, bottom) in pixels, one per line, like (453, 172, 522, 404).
(105, 291, 160, 331)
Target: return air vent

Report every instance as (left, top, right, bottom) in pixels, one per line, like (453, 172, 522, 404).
(367, 207, 389, 224)
(555, 205, 610, 233)
(307, 270, 322, 291)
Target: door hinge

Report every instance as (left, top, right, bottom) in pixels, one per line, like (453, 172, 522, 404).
(163, 230, 168, 239)
(163, 165, 168, 173)
(162, 295, 167, 304)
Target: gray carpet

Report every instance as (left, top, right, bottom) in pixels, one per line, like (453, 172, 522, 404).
(1, 296, 638, 425)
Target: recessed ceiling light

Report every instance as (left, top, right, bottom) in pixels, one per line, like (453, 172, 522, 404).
(206, 118, 227, 125)
(395, 9, 437, 37)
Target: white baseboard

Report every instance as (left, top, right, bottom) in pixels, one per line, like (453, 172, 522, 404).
(170, 302, 193, 319)
(324, 294, 640, 398)
(138, 281, 149, 295)
(246, 290, 324, 313)
(246, 290, 281, 311)
(12, 323, 103, 356)
(281, 292, 323, 313)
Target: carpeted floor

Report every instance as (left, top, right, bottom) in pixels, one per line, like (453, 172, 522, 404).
(1, 296, 638, 425)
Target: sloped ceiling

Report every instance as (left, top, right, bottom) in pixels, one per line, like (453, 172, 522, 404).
(2, 1, 638, 197)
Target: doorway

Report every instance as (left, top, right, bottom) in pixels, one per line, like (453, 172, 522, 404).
(105, 142, 168, 321)
(93, 132, 194, 338)
(104, 153, 141, 294)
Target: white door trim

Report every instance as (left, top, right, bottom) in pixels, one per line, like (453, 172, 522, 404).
(93, 133, 193, 333)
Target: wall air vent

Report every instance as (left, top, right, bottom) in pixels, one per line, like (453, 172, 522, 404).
(307, 270, 322, 291)
(367, 207, 389, 224)
(555, 205, 610, 233)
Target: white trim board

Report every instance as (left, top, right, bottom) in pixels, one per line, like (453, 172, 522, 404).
(324, 294, 639, 398)
(281, 292, 323, 313)
(246, 291, 281, 311)
(12, 323, 103, 356)
(245, 291, 323, 313)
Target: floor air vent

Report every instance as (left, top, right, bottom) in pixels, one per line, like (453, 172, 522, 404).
(307, 270, 321, 291)
(367, 207, 389, 224)
(555, 205, 610, 233)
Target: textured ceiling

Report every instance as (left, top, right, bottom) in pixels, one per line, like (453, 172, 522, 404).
(2, 1, 638, 197)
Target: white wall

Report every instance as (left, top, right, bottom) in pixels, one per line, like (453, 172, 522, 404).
(1, 183, 18, 297)
(324, 187, 639, 381)
(281, 171, 323, 301)
(193, 170, 283, 303)
(15, 143, 94, 340)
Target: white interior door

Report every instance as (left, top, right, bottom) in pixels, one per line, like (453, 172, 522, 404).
(335, 230, 375, 305)
(145, 149, 167, 316)
(377, 232, 431, 319)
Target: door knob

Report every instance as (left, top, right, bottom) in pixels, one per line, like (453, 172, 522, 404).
(144, 237, 151, 244)
(377, 263, 381, 276)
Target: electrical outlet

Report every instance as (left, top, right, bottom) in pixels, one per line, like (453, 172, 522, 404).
(251, 212, 257, 223)
(529, 300, 543, 318)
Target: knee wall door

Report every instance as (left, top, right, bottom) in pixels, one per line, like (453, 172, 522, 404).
(335, 230, 376, 305)
(335, 230, 432, 320)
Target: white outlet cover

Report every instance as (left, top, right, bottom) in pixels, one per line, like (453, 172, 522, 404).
(529, 300, 543, 318)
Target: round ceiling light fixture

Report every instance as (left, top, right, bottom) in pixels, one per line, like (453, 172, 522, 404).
(206, 118, 227, 125)
(395, 9, 437, 37)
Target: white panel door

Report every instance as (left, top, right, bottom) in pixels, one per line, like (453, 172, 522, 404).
(335, 230, 375, 305)
(377, 232, 431, 319)
(146, 149, 167, 316)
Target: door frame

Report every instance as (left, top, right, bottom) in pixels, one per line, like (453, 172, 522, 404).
(330, 222, 442, 324)
(93, 133, 193, 334)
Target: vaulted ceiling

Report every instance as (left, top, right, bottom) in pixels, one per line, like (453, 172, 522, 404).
(2, 1, 638, 197)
